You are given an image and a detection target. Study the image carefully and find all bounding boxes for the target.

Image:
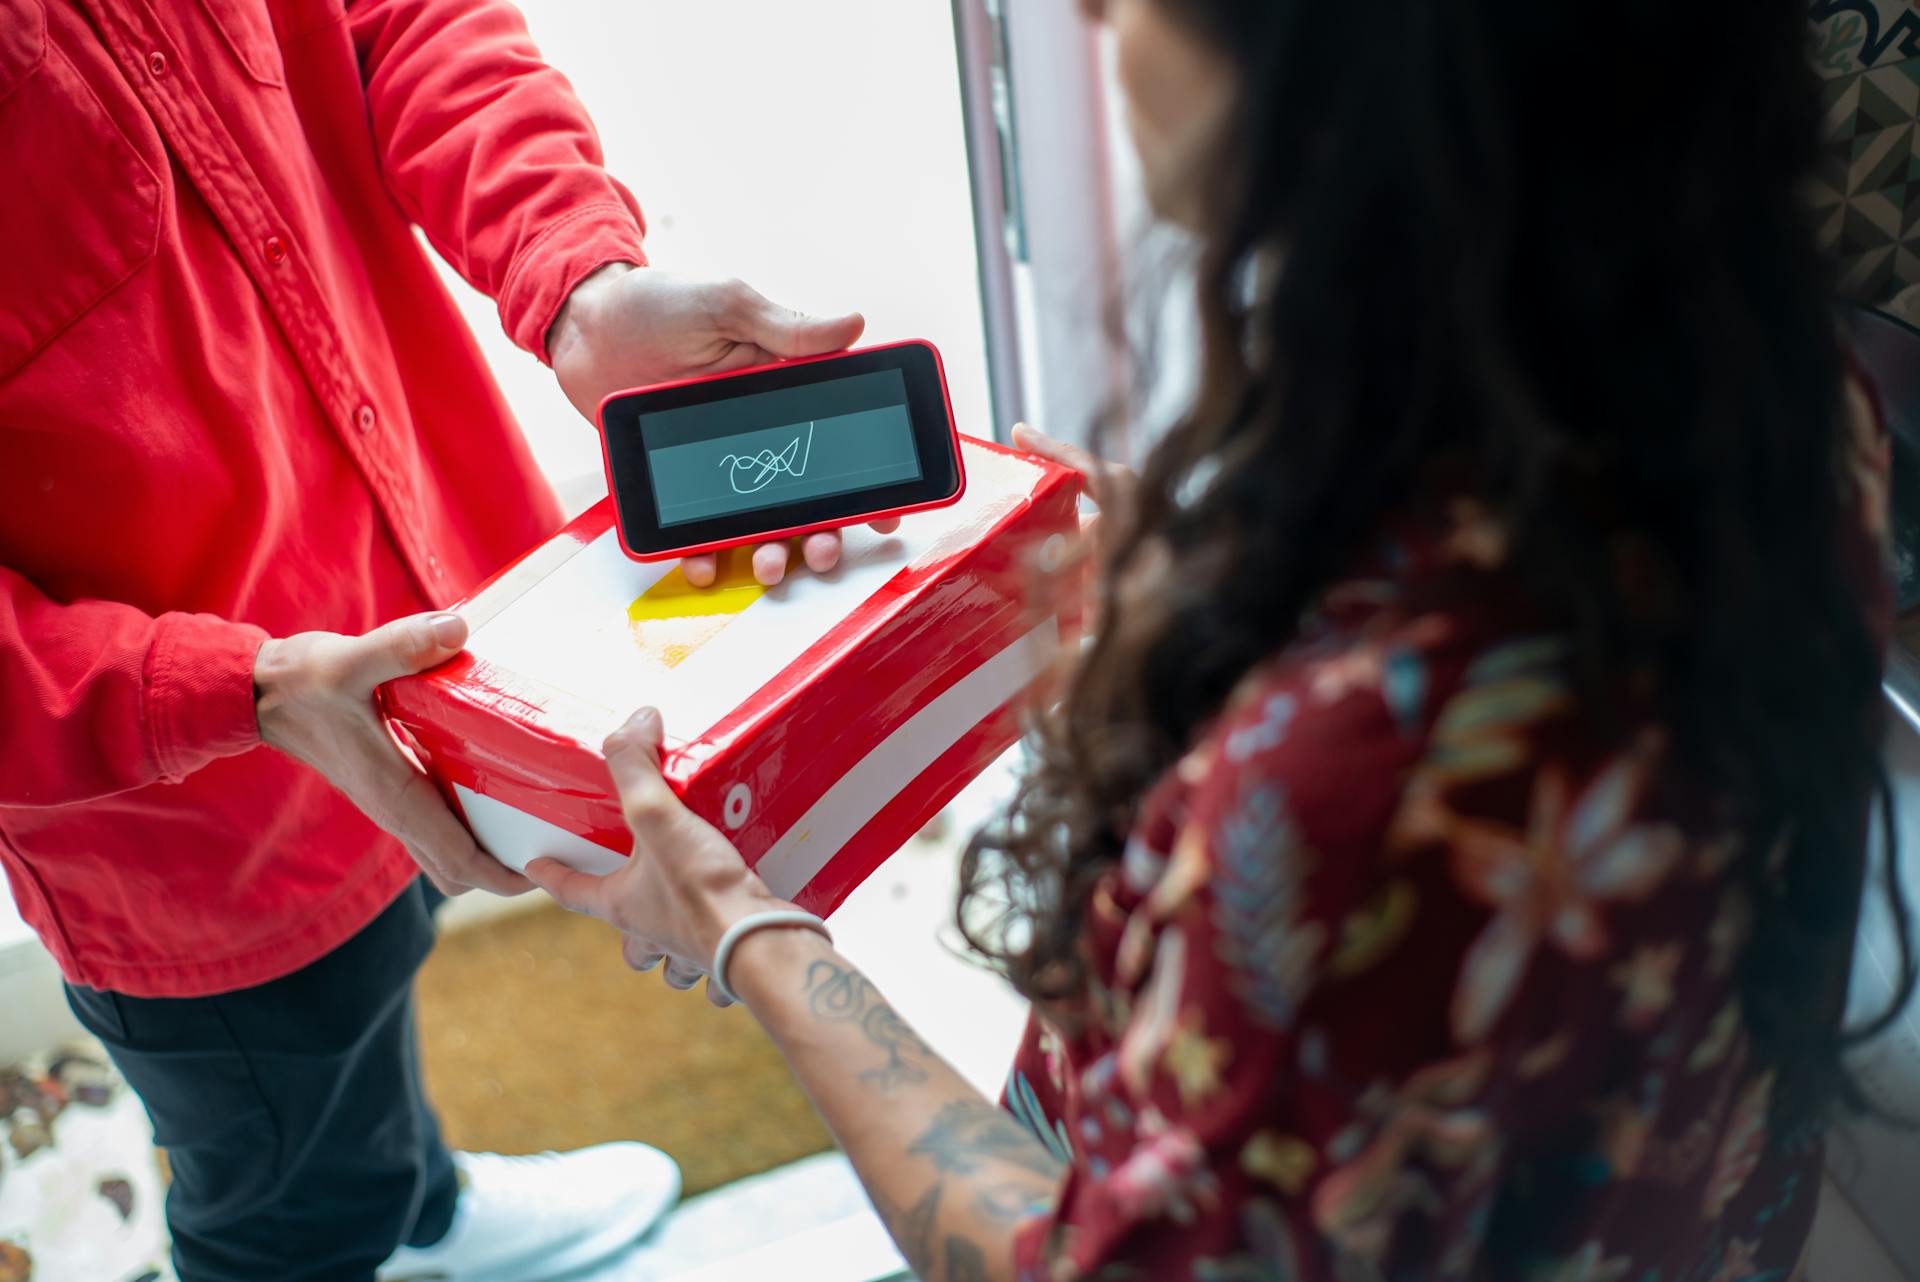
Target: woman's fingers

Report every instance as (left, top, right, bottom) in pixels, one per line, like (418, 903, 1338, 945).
(662, 960, 705, 991)
(621, 934, 666, 972)
(1011, 421, 1132, 512)
(603, 709, 684, 841)
(681, 553, 719, 587)
(1012, 421, 1097, 472)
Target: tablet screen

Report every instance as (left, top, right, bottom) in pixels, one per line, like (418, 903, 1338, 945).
(639, 370, 924, 528)
(599, 340, 964, 560)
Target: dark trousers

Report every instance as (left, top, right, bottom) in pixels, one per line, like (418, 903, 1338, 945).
(66, 880, 460, 1282)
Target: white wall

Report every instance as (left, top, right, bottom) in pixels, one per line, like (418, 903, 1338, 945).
(431, 0, 992, 508)
(0, 902, 81, 1063)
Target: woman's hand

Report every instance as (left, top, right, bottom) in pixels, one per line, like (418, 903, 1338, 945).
(1013, 424, 1143, 635)
(533, 720, 1060, 1282)
(1011, 422, 1137, 525)
(524, 707, 788, 1005)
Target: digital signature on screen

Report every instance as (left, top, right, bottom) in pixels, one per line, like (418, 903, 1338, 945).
(598, 340, 965, 562)
(639, 370, 924, 528)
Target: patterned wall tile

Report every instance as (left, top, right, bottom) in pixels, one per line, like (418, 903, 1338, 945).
(1812, 1, 1920, 306)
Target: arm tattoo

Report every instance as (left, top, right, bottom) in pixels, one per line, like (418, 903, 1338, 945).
(944, 1235, 992, 1282)
(874, 1103, 1063, 1281)
(871, 1181, 943, 1277)
(909, 1100, 1068, 1179)
(973, 1181, 1057, 1224)
(803, 959, 934, 1092)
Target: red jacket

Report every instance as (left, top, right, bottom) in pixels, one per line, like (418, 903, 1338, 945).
(0, 0, 646, 996)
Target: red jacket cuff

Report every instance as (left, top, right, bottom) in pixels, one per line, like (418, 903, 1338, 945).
(146, 612, 271, 783)
(498, 201, 648, 363)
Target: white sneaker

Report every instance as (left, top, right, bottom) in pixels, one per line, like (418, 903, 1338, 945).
(378, 1144, 681, 1282)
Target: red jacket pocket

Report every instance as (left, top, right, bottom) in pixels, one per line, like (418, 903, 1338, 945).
(0, 11, 160, 379)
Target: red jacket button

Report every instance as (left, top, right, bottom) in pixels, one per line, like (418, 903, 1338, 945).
(264, 235, 288, 265)
(355, 404, 377, 433)
(147, 50, 167, 77)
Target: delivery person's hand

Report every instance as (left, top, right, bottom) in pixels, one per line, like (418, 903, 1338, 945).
(254, 612, 532, 898)
(549, 265, 900, 589)
(525, 707, 782, 1007)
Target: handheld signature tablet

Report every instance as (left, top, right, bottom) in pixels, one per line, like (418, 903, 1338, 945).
(597, 340, 967, 562)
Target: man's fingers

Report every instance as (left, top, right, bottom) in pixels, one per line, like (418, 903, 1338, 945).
(737, 530, 853, 585)
(340, 612, 468, 690)
(705, 343, 780, 375)
(603, 708, 682, 834)
(727, 283, 865, 359)
(752, 541, 790, 586)
(410, 851, 464, 899)
(681, 553, 719, 587)
(366, 720, 526, 897)
(393, 769, 531, 897)
(703, 343, 779, 375)
(801, 532, 840, 574)
(526, 857, 612, 919)
(868, 517, 901, 535)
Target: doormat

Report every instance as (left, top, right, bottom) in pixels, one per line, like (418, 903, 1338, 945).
(416, 904, 833, 1197)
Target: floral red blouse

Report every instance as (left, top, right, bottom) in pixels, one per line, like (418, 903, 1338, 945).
(1004, 389, 1890, 1282)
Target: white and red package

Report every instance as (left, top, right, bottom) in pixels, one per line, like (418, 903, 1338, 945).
(380, 437, 1081, 916)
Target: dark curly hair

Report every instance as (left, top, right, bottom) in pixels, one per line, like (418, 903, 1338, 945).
(960, 0, 1916, 1127)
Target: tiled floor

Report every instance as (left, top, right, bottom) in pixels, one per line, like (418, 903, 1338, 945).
(0, 1078, 171, 1282)
(566, 1153, 906, 1282)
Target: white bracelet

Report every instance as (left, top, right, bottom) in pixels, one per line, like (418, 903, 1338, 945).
(711, 909, 833, 1005)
